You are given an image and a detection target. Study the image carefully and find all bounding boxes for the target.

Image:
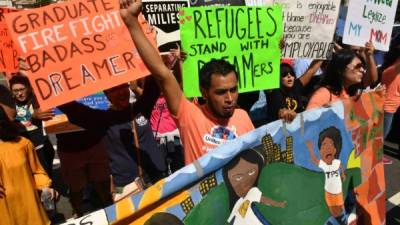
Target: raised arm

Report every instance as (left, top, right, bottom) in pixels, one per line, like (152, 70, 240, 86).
(120, 0, 182, 116)
(58, 101, 131, 130)
(306, 140, 319, 166)
(361, 41, 378, 87)
(298, 60, 324, 87)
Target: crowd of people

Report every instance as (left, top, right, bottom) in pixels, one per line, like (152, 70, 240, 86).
(0, 0, 399, 224)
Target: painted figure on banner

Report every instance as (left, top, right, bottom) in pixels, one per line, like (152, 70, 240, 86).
(306, 127, 347, 225)
(224, 149, 286, 225)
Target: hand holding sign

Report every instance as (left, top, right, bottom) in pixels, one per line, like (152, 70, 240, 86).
(32, 108, 55, 121)
(363, 41, 375, 56)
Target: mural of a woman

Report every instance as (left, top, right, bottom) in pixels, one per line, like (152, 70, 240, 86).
(223, 149, 286, 225)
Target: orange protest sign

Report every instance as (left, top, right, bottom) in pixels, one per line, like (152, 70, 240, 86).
(4, 0, 154, 110)
(0, 8, 19, 73)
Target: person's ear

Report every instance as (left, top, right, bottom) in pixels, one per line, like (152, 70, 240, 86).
(200, 87, 208, 100)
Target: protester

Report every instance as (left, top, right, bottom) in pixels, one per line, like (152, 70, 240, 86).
(266, 60, 323, 123)
(346, 42, 378, 88)
(120, 1, 255, 164)
(0, 105, 57, 225)
(380, 39, 400, 165)
(57, 131, 112, 217)
(9, 75, 55, 177)
(307, 47, 377, 109)
(382, 40, 400, 138)
(58, 77, 166, 199)
(151, 93, 184, 174)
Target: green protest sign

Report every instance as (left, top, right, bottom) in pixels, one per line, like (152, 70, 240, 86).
(180, 6, 283, 97)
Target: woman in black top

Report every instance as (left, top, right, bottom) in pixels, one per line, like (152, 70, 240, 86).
(266, 60, 323, 123)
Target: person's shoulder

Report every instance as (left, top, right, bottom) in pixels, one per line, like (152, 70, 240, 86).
(314, 86, 330, 94)
(19, 136, 32, 145)
(11, 136, 33, 148)
(233, 108, 251, 118)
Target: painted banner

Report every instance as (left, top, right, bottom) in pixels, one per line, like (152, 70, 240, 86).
(4, 0, 155, 110)
(180, 6, 283, 97)
(44, 92, 109, 134)
(277, 0, 340, 59)
(342, 0, 399, 51)
(0, 8, 19, 73)
(189, 0, 245, 6)
(62, 90, 385, 225)
(142, 0, 189, 53)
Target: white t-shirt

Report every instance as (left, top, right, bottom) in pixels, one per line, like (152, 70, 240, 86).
(318, 159, 342, 194)
(227, 187, 264, 225)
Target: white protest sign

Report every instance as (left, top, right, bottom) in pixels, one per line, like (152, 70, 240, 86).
(61, 210, 108, 225)
(245, 0, 273, 6)
(142, 0, 189, 53)
(343, 0, 399, 51)
(278, 0, 341, 59)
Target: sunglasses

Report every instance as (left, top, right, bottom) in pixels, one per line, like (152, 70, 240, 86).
(281, 72, 294, 78)
(347, 63, 365, 71)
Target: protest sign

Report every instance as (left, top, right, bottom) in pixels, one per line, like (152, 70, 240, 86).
(142, 0, 189, 53)
(62, 209, 108, 225)
(277, 0, 340, 59)
(245, 0, 273, 6)
(63, 90, 385, 225)
(343, 0, 399, 51)
(0, 8, 19, 73)
(44, 92, 109, 134)
(4, 0, 155, 110)
(189, 0, 245, 6)
(180, 6, 283, 97)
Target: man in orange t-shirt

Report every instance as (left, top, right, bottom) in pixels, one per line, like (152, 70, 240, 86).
(120, 2, 255, 164)
(174, 60, 254, 164)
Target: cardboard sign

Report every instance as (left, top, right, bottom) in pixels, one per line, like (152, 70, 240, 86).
(189, 0, 245, 6)
(277, 0, 340, 59)
(142, 0, 189, 53)
(343, 0, 399, 51)
(4, 0, 154, 110)
(0, 8, 19, 73)
(44, 92, 109, 134)
(180, 6, 283, 97)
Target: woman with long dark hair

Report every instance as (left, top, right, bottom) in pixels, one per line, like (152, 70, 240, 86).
(266, 60, 322, 122)
(0, 106, 56, 225)
(307, 48, 371, 109)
